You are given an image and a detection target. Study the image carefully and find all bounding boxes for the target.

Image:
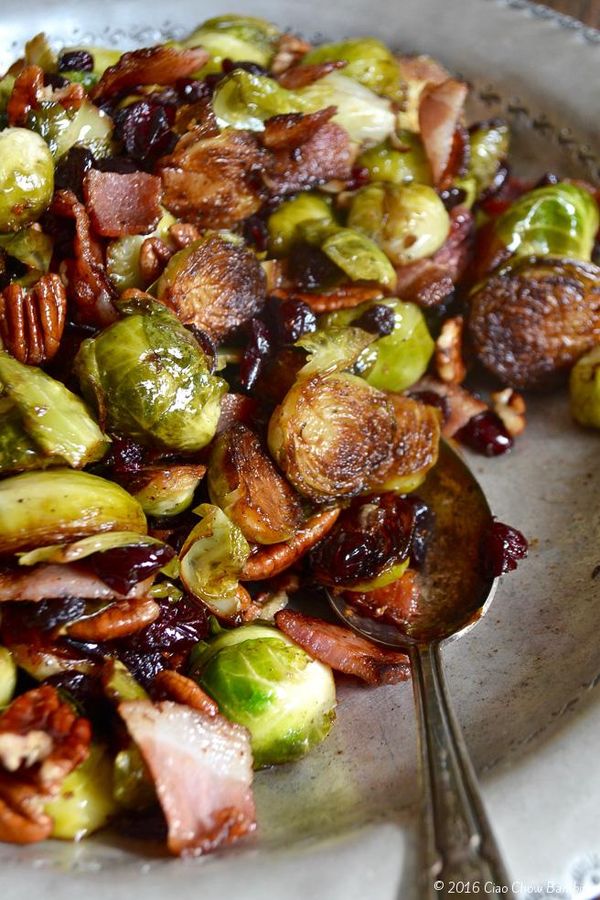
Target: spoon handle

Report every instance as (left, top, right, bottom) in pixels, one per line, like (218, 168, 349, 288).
(409, 642, 514, 900)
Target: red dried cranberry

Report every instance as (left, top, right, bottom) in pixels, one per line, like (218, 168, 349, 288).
(439, 186, 467, 210)
(310, 494, 416, 587)
(114, 99, 177, 169)
(404, 496, 434, 568)
(266, 296, 317, 345)
(240, 319, 273, 392)
(481, 520, 528, 577)
(408, 390, 451, 424)
(354, 303, 395, 336)
(176, 78, 211, 103)
(44, 72, 69, 89)
(88, 544, 176, 595)
(94, 155, 140, 174)
(17, 597, 87, 631)
(456, 411, 513, 457)
(54, 146, 95, 200)
(203, 73, 225, 92)
(184, 324, 217, 372)
(288, 243, 342, 291)
(534, 172, 560, 188)
(346, 166, 370, 191)
(58, 49, 95, 72)
(221, 59, 270, 77)
(242, 215, 269, 253)
(105, 436, 145, 478)
(116, 595, 210, 658)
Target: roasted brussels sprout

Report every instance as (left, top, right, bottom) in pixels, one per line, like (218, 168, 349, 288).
(0, 226, 53, 277)
(208, 424, 303, 545)
(182, 14, 280, 68)
(28, 100, 113, 159)
(113, 745, 156, 811)
(132, 464, 205, 518)
(298, 72, 396, 145)
(295, 325, 375, 378)
(0, 647, 17, 707)
(190, 622, 336, 767)
(75, 294, 226, 451)
(469, 257, 600, 390)
(301, 221, 396, 289)
(0, 469, 146, 554)
(570, 345, 600, 429)
(0, 352, 109, 472)
(45, 744, 117, 840)
(466, 120, 509, 197)
(179, 504, 250, 618)
(267, 193, 334, 257)
(213, 70, 309, 131)
(0, 128, 54, 233)
(102, 659, 149, 704)
(106, 208, 176, 293)
(302, 37, 402, 101)
(17, 530, 165, 567)
(347, 182, 450, 266)
(356, 132, 432, 185)
(321, 298, 434, 392)
(367, 395, 441, 492)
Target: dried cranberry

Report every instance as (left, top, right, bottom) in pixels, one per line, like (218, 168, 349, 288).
(203, 73, 225, 92)
(17, 597, 87, 632)
(93, 155, 140, 174)
(54, 146, 95, 200)
(105, 436, 145, 478)
(404, 496, 434, 568)
(346, 166, 370, 191)
(44, 72, 69, 89)
(114, 99, 177, 169)
(44, 671, 112, 728)
(88, 544, 176, 595)
(534, 172, 560, 188)
(184, 324, 217, 372)
(439, 186, 467, 210)
(221, 59, 270, 77)
(240, 319, 273, 392)
(481, 520, 528, 577)
(456, 411, 513, 457)
(310, 494, 416, 588)
(408, 390, 451, 424)
(58, 49, 95, 73)
(288, 243, 342, 291)
(113, 650, 166, 687)
(150, 86, 180, 108)
(266, 296, 317, 345)
(176, 78, 210, 103)
(354, 303, 395, 336)
(242, 215, 269, 252)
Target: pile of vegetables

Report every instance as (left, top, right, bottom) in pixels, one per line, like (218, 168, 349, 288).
(0, 14, 595, 857)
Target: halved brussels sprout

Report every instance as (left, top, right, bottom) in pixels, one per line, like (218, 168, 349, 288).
(208, 424, 303, 545)
(0, 398, 53, 474)
(267, 193, 335, 257)
(356, 132, 432, 185)
(268, 370, 396, 502)
(102, 659, 149, 704)
(45, 744, 117, 840)
(467, 120, 509, 197)
(0, 128, 54, 233)
(320, 299, 434, 392)
(213, 70, 310, 131)
(132, 464, 205, 518)
(179, 504, 250, 618)
(182, 14, 280, 69)
(0, 352, 109, 471)
(113, 744, 156, 811)
(75, 294, 226, 452)
(367, 395, 441, 492)
(0, 469, 146, 554)
(106, 208, 176, 292)
(296, 326, 375, 378)
(18, 531, 163, 567)
(0, 647, 17, 707)
(29, 100, 113, 159)
(348, 182, 450, 266)
(190, 622, 336, 768)
(301, 221, 397, 289)
(570, 345, 600, 429)
(0, 226, 53, 277)
(303, 37, 402, 100)
(298, 71, 396, 145)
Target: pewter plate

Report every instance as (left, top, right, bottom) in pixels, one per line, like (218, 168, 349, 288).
(1, 2, 599, 898)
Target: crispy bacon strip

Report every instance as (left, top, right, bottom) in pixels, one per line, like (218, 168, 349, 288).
(343, 571, 421, 630)
(119, 700, 255, 856)
(83, 170, 163, 238)
(241, 508, 340, 581)
(265, 121, 356, 195)
(278, 61, 346, 89)
(261, 107, 336, 151)
(7, 64, 44, 126)
(90, 46, 209, 101)
(0, 565, 153, 603)
(275, 610, 410, 685)
(271, 33, 312, 76)
(419, 78, 468, 186)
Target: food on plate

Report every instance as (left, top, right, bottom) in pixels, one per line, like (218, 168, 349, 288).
(3, 9, 597, 857)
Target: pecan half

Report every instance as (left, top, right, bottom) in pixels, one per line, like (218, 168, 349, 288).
(139, 237, 173, 283)
(152, 671, 219, 717)
(271, 33, 312, 76)
(169, 222, 202, 249)
(491, 388, 527, 437)
(7, 64, 44, 126)
(434, 315, 467, 384)
(0, 274, 67, 365)
(240, 508, 341, 581)
(66, 596, 160, 642)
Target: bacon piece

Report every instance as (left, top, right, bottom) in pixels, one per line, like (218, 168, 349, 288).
(397, 54, 450, 87)
(0, 564, 153, 603)
(152, 671, 219, 717)
(7, 65, 44, 126)
(343, 571, 421, 630)
(410, 375, 487, 438)
(83, 170, 162, 238)
(241, 508, 340, 581)
(278, 61, 346, 89)
(275, 610, 410, 685)
(119, 700, 255, 856)
(419, 78, 468, 187)
(216, 393, 259, 435)
(90, 46, 208, 101)
(265, 121, 356, 195)
(261, 107, 336, 151)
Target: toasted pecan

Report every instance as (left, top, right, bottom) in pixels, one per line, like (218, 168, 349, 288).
(270, 33, 312, 76)
(66, 596, 160, 642)
(6, 64, 44, 126)
(241, 508, 340, 581)
(139, 236, 173, 283)
(491, 388, 527, 437)
(0, 274, 66, 365)
(434, 315, 467, 384)
(152, 671, 219, 717)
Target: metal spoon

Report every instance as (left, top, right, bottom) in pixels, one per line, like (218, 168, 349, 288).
(328, 441, 514, 899)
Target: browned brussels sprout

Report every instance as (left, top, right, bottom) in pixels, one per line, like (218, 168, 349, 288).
(208, 424, 303, 545)
(131, 464, 206, 518)
(367, 395, 441, 493)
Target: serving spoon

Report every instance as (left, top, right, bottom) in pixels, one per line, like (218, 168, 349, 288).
(328, 442, 514, 899)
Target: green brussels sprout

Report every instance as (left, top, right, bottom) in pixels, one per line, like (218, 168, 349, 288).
(28, 100, 113, 159)
(296, 326, 376, 378)
(301, 221, 397, 289)
(0, 75, 15, 126)
(212, 70, 310, 131)
(45, 744, 117, 840)
(0, 469, 146, 555)
(189, 622, 336, 768)
(75, 295, 226, 452)
(570, 345, 600, 429)
(102, 659, 149, 704)
(321, 298, 435, 392)
(356, 133, 432, 185)
(298, 71, 396, 145)
(493, 183, 599, 262)
(113, 745, 156, 811)
(0, 647, 17, 707)
(106, 208, 176, 292)
(467, 120, 510, 196)
(0, 352, 109, 472)
(0, 128, 54, 233)
(347, 182, 451, 266)
(182, 14, 280, 69)
(303, 37, 402, 101)
(132, 464, 205, 518)
(0, 398, 52, 474)
(18, 531, 164, 567)
(267, 193, 335, 257)
(179, 504, 250, 619)
(0, 226, 53, 277)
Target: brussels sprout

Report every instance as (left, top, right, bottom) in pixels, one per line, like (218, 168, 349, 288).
(0, 398, 53, 474)
(348, 182, 450, 266)
(267, 193, 335, 257)
(493, 183, 599, 262)
(0, 469, 146, 554)
(0, 226, 53, 276)
(212, 70, 310, 131)
(179, 504, 250, 618)
(570, 345, 600, 429)
(298, 71, 396, 145)
(296, 326, 376, 378)
(0, 352, 109, 471)
(356, 133, 432, 185)
(182, 14, 280, 69)
(132, 464, 205, 518)
(102, 659, 149, 704)
(367, 394, 441, 492)
(0, 647, 17, 707)
(301, 221, 397, 288)
(113, 744, 156, 811)
(190, 622, 336, 768)
(303, 37, 402, 101)
(45, 744, 117, 840)
(0, 75, 15, 126)
(0, 128, 54, 233)
(467, 120, 510, 196)
(321, 299, 434, 392)
(75, 295, 226, 452)
(106, 209, 176, 292)
(28, 100, 113, 159)
(18, 531, 164, 567)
